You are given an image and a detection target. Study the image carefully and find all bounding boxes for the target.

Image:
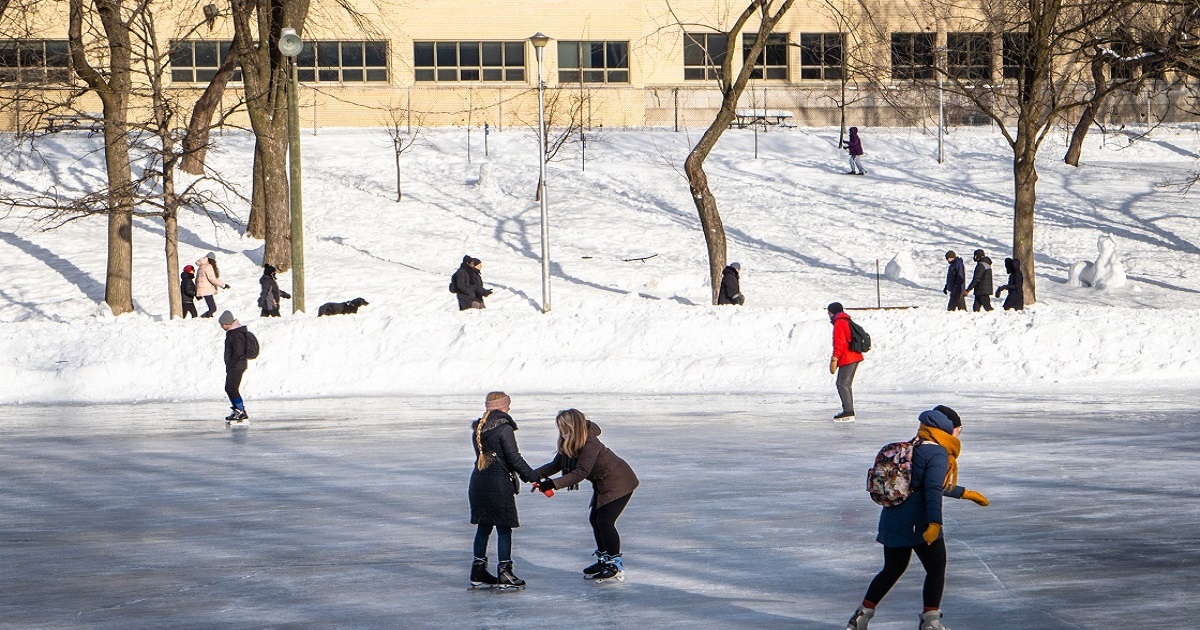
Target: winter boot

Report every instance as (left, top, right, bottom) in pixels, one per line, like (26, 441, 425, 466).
(225, 407, 240, 421)
(582, 551, 610, 579)
(470, 557, 497, 588)
(592, 553, 625, 583)
(496, 560, 526, 589)
(919, 610, 950, 630)
(846, 605, 875, 630)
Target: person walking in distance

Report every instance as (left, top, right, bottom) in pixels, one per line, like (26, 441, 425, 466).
(964, 249, 994, 312)
(828, 302, 864, 422)
(846, 127, 867, 175)
(533, 409, 639, 584)
(180, 265, 199, 319)
(195, 252, 229, 318)
(468, 392, 538, 589)
(717, 262, 745, 305)
(257, 264, 291, 317)
(218, 310, 252, 424)
(942, 251, 967, 312)
(451, 255, 492, 310)
(994, 257, 1024, 311)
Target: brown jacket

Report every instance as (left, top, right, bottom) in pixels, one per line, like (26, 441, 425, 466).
(535, 421, 638, 509)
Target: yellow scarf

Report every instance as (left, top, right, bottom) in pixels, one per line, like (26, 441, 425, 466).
(917, 425, 960, 490)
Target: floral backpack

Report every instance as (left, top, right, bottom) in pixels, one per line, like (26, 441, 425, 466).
(866, 438, 927, 506)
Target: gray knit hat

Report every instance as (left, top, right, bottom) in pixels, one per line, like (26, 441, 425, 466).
(218, 311, 235, 326)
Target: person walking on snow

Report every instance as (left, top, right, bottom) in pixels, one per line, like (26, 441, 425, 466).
(180, 265, 199, 319)
(942, 251, 967, 312)
(828, 302, 864, 421)
(994, 257, 1024, 311)
(844, 407, 989, 630)
(846, 127, 867, 175)
(468, 392, 538, 589)
(195, 252, 229, 318)
(451, 255, 491, 310)
(532, 408, 639, 583)
(257, 264, 291, 317)
(718, 262, 745, 305)
(964, 249, 994, 312)
(218, 310, 252, 423)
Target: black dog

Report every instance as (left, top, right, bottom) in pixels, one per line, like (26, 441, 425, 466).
(317, 297, 369, 316)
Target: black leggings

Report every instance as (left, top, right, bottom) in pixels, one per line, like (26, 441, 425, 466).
(863, 538, 946, 610)
(224, 368, 245, 406)
(589, 493, 632, 556)
(201, 295, 217, 317)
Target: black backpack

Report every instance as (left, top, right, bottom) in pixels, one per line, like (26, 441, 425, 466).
(244, 330, 261, 360)
(848, 319, 871, 353)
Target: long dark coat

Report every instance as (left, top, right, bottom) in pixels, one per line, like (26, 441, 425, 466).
(717, 266, 743, 305)
(452, 263, 486, 310)
(534, 421, 639, 509)
(469, 411, 537, 528)
(996, 257, 1025, 311)
(966, 256, 994, 296)
(944, 257, 966, 294)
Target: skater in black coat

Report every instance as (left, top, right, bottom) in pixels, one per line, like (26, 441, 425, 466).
(964, 249, 994, 312)
(717, 262, 745, 305)
(451, 256, 491, 310)
(257, 264, 291, 317)
(468, 392, 538, 589)
(218, 310, 253, 423)
(994, 257, 1024, 311)
(180, 265, 199, 319)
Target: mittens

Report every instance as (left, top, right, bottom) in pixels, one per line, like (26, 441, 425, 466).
(923, 523, 941, 545)
(829, 358, 838, 375)
(962, 489, 990, 506)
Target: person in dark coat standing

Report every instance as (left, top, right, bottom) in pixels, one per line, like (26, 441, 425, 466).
(828, 302, 864, 421)
(943, 251, 967, 311)
(451, 255, 491, 310)
(844, 408, 987, 630)
(469, 392, 538, 589)
(964, 249, 994, 312)
(180, 265, 199, 319)
(533, 408, 639, 583)
(257, 264, 291, 317)
(994, 257, 1024, 311)
(717, 262, 745, 305)
(846, 126, 867, 175)
(218, 310, 252, 423)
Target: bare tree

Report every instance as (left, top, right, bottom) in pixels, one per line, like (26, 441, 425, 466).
(381, 104, 423, 203)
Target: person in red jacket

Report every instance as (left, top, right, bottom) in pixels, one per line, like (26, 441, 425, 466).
(828, 302, 864, 421)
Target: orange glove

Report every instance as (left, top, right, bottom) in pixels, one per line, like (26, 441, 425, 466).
(829, 358, 838, 374)
(923, 523, 941, 545)
(962, 489, 990, 506)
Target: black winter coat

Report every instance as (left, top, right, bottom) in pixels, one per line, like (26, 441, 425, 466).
(224, 326, 250, 372)
(944, 257, 966, 294)
(258, 272, 290, 312)
(717, 266, 744, 305)
(996, 257, 1025, 311)
(966, 257, 994, 296)
(180, 271, 197, 302)
(468, 411, 537, 528)
(452, 263, 486, 310)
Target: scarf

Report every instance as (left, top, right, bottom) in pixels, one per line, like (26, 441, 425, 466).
(916, 425, 960, 490)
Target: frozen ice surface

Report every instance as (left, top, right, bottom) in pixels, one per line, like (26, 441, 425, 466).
(1, 391, 1196, 629)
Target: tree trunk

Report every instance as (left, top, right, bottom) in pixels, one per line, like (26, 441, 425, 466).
(165, 204, 182, 319)
(1013, 153, 1038, 306)
(395, 152, 402, 202)
(684, 152, 729, 303)
(102, 115, 135, 315)
(259, 132, 292, 270)
(180, 46, 240, 175)
(1064, 58, 1107, 167)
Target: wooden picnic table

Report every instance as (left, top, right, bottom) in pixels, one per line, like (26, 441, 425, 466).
(732, 109, 794, 129)
(46, 113, 104, 134)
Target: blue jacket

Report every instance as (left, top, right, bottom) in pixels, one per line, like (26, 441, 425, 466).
(944, 257, 966, 294)
(876, 441, 948, 547)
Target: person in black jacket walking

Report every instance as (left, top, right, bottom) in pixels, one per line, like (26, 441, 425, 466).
(180, 265, 199, 319)
(451, 256, 492, 310)
(964, 249, 994, 312)
(717, 262, 745, 305)
(257, 264, 291, 317)
(469, 392, 538, 589)
(942, 251, 967, 311)
(994, 257, 1024, 311)
(218, 310, 252, 423)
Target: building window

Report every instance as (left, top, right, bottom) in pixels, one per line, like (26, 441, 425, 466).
(0, 39, 71, 84)
(742, 33, 789, 79)
(1001, 33, 1030, 80)
(558, 41, 629, 83)
(169, 40, 241, 83)
(297, 41, 388, 82)
(891, 33, 935, 80)
(947, 33, 991, 81)
(798, 33, 844, 80)
(683, 32, 726, 81)
(413, 41, 525, 82)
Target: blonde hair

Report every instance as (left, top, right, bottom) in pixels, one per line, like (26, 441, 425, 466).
(475, 391, 509, 471)
(555, 408, 589, 458)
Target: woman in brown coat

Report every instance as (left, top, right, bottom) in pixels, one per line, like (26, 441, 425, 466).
(533, 408, 639, 583)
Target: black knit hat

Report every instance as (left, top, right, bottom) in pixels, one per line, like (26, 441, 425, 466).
(827, 302, 844, 314)
(462, 255, 473, 265)
(934, 405, 962, 428)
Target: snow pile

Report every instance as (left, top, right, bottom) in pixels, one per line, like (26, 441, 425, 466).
(1068, 233, 1129, 289)
(885, 250, 920, 282)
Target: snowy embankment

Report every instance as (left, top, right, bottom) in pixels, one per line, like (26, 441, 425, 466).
(1, 125, 1198, 404)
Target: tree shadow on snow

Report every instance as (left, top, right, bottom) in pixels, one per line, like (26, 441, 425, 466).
(0, 230, 105, 303)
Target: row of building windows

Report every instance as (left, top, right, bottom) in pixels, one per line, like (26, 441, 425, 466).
(0, 35, 1166, 86)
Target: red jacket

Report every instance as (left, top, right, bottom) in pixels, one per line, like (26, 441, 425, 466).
(831, 312, 864, 367)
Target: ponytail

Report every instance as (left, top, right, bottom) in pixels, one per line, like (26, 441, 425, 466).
(475, 410, 492, 471)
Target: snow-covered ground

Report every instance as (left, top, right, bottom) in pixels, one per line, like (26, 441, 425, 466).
(3, 124, 1200, 404)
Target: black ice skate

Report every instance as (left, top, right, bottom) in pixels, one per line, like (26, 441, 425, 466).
(582, 550, 609, 579)
(469, 557, 498, 589)
(833, 411, 855, 423)
(225, 408, 249, 426)
(592, 554, 625, 584)
(496, 561, 526, 590)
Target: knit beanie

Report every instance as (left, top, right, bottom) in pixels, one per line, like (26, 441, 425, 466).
(934, 405, 962, 428)
(730, 262, 740, 271)
(485, 394, 510, 411)
(218, 311, 236, 326)
(462, 255, 473, 265)
(827, 302, 844, 314)
(919, 409, 953, 433)
(206, 251, 217, 260)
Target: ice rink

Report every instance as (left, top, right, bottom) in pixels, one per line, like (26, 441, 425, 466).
(1, 391, 1196, 629)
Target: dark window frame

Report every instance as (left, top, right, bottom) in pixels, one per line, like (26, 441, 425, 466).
(413, 40, 525, 83)
(557, 40, 630, 84)
(741, 32, 789, 80)
(1001, 32, 1031, 81)
(296, 40, 389, 83)
(683, 32, 727, 81)
(798, 32, 844, 80)
(0, 39, 73, 84)
(891, 32, 936, 80)
(946, 32, 992, 82)
(168, 39, 243, 84)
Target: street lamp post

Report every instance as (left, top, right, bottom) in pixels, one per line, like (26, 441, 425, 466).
(936, 46, 946, 165)
(279, 27, 306, 312)
(530, 32, 551, 314)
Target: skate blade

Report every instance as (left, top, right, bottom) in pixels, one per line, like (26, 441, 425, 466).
(468, 583, 496, 590)
(833, 416, 855, 423)
(593, 574, 625, 585)
(494, 584, 526, 591)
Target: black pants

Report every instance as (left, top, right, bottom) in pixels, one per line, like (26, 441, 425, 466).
(972, 294, 994, 312)
(181, 301, 198, 318)
(946, 293, 967, 311)
(261, 308, 281, 317)
(201, 295, 217, 317)
(225, 367, 245, 407)
(863, 538, 947, 610)
(590, 492, 632, 556)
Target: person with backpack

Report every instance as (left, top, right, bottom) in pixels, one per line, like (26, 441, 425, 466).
(846, 407, 989, 630)
(846, 127, 867, 175)
(828, 302, 864, 422)
(218, 310, 256, 424)
(195, 252, 230, 318)
(257, 264, 291, 317)
(180, 265, 199, 319)
(994, 257, 1024, 311)
(451, 255, 491, 310)
(942, 251, 967, 312)
(964, 249, 994, 312)
(717, 262, 744, 305)
(468, 392, 539, 589)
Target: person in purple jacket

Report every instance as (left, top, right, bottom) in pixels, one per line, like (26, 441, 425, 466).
(846, 127, 867, 175)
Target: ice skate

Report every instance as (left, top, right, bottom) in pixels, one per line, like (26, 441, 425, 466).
(582, 551, 609, 579)
(469, 557, 498, 589)
(846, 605, 874, 630)
(919, 610, 950, 630)
(592, 554, 625, 584)
(496, 560, 525, 590)
(833, 411, 856, 423)
(225, 408, 249, 427)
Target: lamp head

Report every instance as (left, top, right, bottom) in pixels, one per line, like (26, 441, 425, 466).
(529, 32, 550, 49)
(278, 27, 303, 57)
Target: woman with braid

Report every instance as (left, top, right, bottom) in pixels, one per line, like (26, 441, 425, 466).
(467, 392, 537, 589)
(845, 406, 990, 630)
